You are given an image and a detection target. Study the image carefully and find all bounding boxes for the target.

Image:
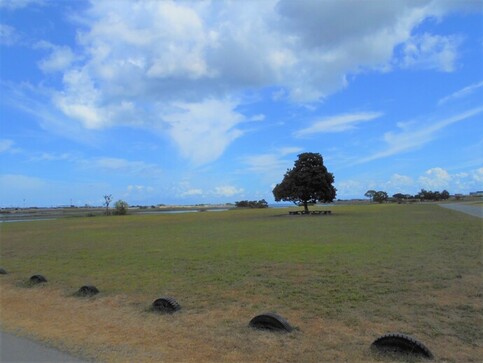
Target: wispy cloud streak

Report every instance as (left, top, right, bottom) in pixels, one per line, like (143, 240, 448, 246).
(438, 81, 483, 105)
(359, 107, 483, 163)
(294, 112, 383, 137)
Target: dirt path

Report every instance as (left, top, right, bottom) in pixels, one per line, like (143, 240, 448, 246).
(0, 331, 87, 362)
(439, 203, 483, 218)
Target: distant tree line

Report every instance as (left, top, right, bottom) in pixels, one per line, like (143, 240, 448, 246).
(235, 199, 269, 208)
(414, 189, 450, 201)
(365, 189, 450, 203)
(364, 190, 389, 203)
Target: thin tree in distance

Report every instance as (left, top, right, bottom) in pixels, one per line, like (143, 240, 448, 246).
(104, 194, 113, 215)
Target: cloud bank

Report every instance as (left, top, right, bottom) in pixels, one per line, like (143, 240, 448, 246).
(9, 0, 478, 164)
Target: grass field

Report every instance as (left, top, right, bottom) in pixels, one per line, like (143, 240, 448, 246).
(0, 204, 481, 362)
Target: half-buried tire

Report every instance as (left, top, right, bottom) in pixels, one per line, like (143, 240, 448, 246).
(29, 274, 47, 284)
(152, 296, 181, 313)
(371, 332, 434, 359)
(76, 285, 99, 297)
(249, 312, 293, 332)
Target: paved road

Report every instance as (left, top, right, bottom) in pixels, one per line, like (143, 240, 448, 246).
(0, 331, 86, 363)
(439, 203, 483, 218)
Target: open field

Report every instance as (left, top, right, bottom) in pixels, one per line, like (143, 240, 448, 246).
(0, 204, 482, 362)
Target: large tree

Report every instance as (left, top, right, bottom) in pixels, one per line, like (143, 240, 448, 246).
(272, 152, 336, 213)
(364, 190, 376, 203)
(373, 191, 388, 203)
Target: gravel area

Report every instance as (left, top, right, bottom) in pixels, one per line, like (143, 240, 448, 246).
(0, 331, 87, 363)
(439, 203, 483, 218)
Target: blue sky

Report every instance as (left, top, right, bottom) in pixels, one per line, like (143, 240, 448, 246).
(1, 0, 482, 207)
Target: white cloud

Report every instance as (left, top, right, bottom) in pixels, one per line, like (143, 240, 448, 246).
(0, 23, 19, 45)
(243, 147, 302, 173)
(249, 114, 266, 122)
(360, 107, 483, 163)
(419, 167, 451, 189)
(338, 167, 483, 199)
(399, 33, 462, 72)
(273, 0, 427, 100)
(213, 185, 244, 197)
(417, 167, 483, 193)
(279, 147, 303, 156)
(29, 152, 75, 162)
(472, 167, 483, 183)
(242, 146, 303, 185)
(438, 80, 483, 105)
(8, 0, 473, 164)
(0, 173, 114, 207)
(0, 139, 16, 153)
(52, 69, 104, 129)
(335, 179, 367, 198)
(181, 188, 203, 197)
(336, 175, 417, 199)
(427, 0, 483, 16)
(244, 154, 287, 174)
(127, 185, 154, 193)
(86, 157, 163, 178)
(50, 68, 141, 130)
(459, 169, 483, 192)
(36, 41, 76, 73)
(78, 0, 215, 86)
(124, 185, 155, 200)
(387, 174, 414, 189)
(295, 112, 383, 137)
(48, 1, 445, 108)
(0, 174, 46, 191)
(0, 0, 43, 10)
(0, 82, 104, 146)
(162, 98, 245, 165)
(177, 183, 244, 199)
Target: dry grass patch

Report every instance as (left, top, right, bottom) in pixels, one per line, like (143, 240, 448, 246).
(1, 276, 482, 362)
(1, 280, 375, 362)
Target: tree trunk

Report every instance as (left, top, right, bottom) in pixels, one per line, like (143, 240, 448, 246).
(303, 201, 309, 213)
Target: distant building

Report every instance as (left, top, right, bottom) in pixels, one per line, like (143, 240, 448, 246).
(469, 191, 483, 196)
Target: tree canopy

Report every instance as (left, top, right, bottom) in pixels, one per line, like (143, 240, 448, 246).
(373, 191, 388, 203)
(114, 200, 129, 215)
(364, 190, 376, 202)
(272, 152, 336, 212)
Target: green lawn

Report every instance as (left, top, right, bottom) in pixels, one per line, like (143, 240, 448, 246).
(1, 203, 481, 361)
(1, 204, 480, 313)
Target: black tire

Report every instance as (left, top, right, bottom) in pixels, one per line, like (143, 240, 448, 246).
(152, 296, 181, 313)
(76, 285, 99, 297)
(371, 332, 434, 359)
(0, 268, 7, 274)
(249, 312, 293, 332)
(29, 274, 47, 284)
